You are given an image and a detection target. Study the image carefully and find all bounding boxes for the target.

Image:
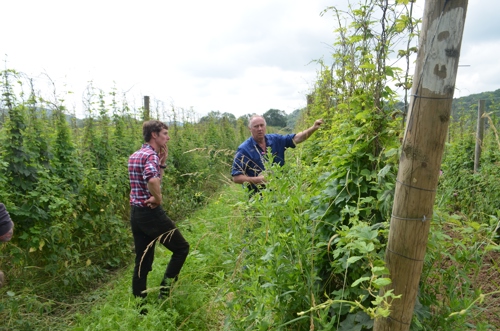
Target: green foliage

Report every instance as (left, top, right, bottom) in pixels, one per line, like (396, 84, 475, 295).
(451, 89, 500, 123)
(224, 156, 398, 329)
(1, 103, 37, 196)
(33, 185, 247, 331)
(0, 68, 242, 329)
(163, 110, 240, 220)
(2, 1, 500, 329)
(199, 110, 236, 126)
(293, 2, 410, 326)
(219, 1, 416, 328)
(286, 108, 304, 130)
(263, 108, 287, 127)
(439, 114, 500, 223)
(225, 163, 321, 330)
(414, 211, 499, 330)
(52, 105, 83, 191)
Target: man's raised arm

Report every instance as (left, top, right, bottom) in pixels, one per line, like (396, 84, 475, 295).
(293, 119, 324, 145)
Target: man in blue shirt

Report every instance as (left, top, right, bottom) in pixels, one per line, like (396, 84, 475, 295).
(231, 115, 323, 193)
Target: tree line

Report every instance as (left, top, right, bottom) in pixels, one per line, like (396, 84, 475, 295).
(198, 108, 302, 130)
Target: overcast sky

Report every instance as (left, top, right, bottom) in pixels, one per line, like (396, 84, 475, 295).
(1, 0, 498, 118)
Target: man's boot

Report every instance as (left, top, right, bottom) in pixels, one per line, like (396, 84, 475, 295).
(158, 277, 175, 300)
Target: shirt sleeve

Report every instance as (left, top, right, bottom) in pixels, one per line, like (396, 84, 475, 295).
(284, 133, 297, 148)
(231, 150, 247, 177)
(143, 154, 161, 182)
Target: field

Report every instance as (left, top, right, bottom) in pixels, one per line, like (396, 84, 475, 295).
(1, 1, 500, 330)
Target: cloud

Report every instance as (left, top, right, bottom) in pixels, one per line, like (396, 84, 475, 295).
(0, 0, 497, 119)
(454, 41, 500, 97)
(451, 0, 500, 96)
(462, 0, 500, 43)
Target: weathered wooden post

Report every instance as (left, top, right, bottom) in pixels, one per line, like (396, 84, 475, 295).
(374, 1, 468, 330)
(143, 95, 150, 121)
(474, 99, 485, 173)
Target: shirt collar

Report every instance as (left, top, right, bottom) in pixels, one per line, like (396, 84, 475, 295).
(142, 143, 157, 153)
(250, 135, 268, 147)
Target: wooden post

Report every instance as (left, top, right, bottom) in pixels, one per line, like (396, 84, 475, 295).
(474, 100, 485, 173)
(374, 1, 468, 330)
(143, 95, 150, 121)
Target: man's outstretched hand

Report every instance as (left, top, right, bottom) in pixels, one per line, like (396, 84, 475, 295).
(313, 119, 324, 129)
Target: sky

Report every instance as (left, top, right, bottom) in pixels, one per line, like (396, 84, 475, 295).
(1, 0, 498, 119)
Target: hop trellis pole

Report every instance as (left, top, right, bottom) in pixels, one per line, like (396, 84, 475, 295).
(374, 1, 469, 330)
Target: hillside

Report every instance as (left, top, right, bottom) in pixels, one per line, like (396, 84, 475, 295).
(451, 88, 500, 120)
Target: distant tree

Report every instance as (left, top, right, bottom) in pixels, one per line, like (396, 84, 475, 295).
(221, 112, 236, 125)
(263, 109, 287, 127)
(199, 111, 236, 125)
(286, 108, 304, 129)
(199, 110, 222, 123)
(237, 113, 252, 127)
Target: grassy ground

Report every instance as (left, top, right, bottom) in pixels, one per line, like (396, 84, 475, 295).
(6, 181, 498, 330)
(68, 184, 248, 331)
(0, 184, 249, 331)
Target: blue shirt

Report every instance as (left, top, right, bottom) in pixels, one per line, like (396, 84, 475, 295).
(231, 134, 296, 188)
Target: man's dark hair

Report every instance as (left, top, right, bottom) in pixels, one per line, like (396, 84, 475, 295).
(143, 120, 168, 142)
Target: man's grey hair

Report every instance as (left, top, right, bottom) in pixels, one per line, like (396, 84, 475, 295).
(248, 115, 266, 128)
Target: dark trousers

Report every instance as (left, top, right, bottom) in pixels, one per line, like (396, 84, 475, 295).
(130, 205, 190, 298)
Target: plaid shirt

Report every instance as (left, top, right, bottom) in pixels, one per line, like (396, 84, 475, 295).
(128, 144, 161, 207)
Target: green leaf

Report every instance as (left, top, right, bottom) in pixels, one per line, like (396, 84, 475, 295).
(347, 256, 363, 264)
(469, 222, 481, 230)
(261, 282, 275, 288)
(360, 63, 376, 70)
(360, 169, 372, 179)
(373, 278, 392, 288)
(352, 276, 371, 287)
(371, 266, 388, 276)
(260, 244, 277, 261)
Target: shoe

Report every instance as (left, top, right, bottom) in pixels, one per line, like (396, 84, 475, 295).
(158, 277, 175, 300)
(137, 299, 148, 315)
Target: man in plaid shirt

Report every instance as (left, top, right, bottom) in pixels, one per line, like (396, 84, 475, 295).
(128, 120, 190, 308)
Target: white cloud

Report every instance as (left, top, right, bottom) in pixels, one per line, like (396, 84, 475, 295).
(454, 41, 500, 97)
(453, 0, 500, 96)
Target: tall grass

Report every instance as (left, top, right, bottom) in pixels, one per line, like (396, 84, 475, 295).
(69, 185, 248, 331)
